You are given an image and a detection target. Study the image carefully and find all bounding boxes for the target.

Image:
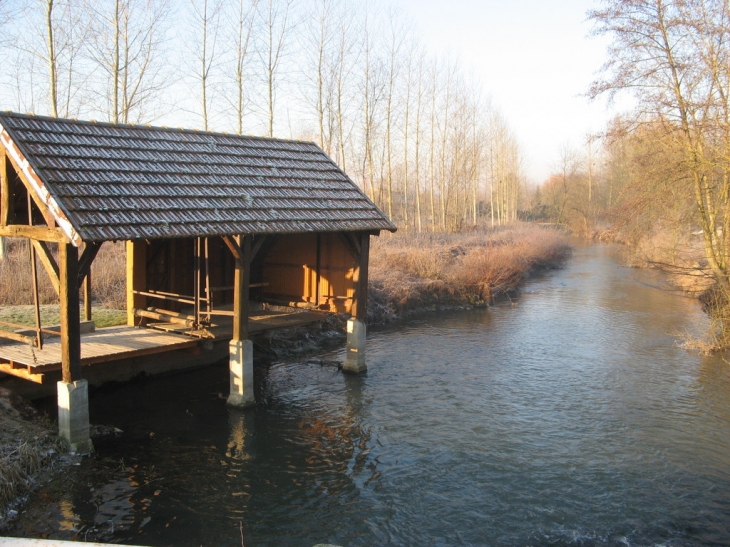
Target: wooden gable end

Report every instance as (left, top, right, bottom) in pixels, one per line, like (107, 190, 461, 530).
(0, 128, 78, 245)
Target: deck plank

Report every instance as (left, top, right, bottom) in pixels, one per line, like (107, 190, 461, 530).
(0, 310, 330, 381)
(0, 326, 199, 373)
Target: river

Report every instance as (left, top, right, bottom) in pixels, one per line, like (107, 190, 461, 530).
(9, 242, 730, 546)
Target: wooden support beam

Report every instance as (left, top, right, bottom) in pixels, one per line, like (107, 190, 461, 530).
(222, 235, 243, 265)
(0, 330, 36, 345)
(0, 363, 47, 384)
(31, 240, 60, 295)
(232, 235, 252, 342)
(351, 232, 370, 321)
(0, 151, 9, 226)
(315, 233, 321, 305)
(78, 241, 102, 288)
(251, 235, 268, 261)
(0, 225, 69, 243)
(59, 242, 81, 383)
(126, 240, 147, 326)
(134, 308, 195, 328)
(78, 242, 102, 323)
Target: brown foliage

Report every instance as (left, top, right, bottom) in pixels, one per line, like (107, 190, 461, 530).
(368, 223, 570, 322)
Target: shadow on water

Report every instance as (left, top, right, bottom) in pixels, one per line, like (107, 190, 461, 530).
(9, 243, 730, 546)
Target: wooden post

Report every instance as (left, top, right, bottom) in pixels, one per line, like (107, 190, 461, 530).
(194, 237, 201, 328)
(0, 152, 8, 261)
(344, 231, 370, 374)
(232, 234, 252, 342)
(0, 151, 9, 227)
(83, 270, 92, 322)
(228, 234, 255, 408)
(59, 242, 81, 383)
(58, 242, 92, 454)
(126, 240, 147, 326)
(315, 233, 321, 306)
(357, 232, 370, 322)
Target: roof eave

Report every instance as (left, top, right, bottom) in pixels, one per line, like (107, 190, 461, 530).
(0, 122, 83, 247)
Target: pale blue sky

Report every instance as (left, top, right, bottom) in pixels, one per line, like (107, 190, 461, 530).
(392, 0, 619, 183)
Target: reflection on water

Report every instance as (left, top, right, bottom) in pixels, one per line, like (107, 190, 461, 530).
(11, 243, 730, 546)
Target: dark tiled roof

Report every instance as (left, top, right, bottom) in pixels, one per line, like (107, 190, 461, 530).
(0, 112, 395, 242)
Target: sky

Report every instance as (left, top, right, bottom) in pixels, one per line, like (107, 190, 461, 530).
(391, 0, 621, 184)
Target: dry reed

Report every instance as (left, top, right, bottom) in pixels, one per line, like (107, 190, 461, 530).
(0, 239, 126, 309)
(368, 223, 570, 322)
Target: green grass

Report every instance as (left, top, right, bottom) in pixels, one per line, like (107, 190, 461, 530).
(0, 305, 126, 331)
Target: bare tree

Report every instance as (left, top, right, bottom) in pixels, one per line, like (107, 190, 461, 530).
(11, 0, 90, 117)
(591, 0, 730, 288)
(225, 0, 258, 135)
(86, 0, 172, 123)
(187, 0, 224, 130)
(256, 0, 294, 137)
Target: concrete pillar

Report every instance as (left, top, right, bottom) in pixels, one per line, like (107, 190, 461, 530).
(343, 318, 367, 374)
(57, 380, 94, 454)
(227, 339, 255, 408)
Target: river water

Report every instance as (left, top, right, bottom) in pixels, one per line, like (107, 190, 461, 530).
(11, 243, 730, 546)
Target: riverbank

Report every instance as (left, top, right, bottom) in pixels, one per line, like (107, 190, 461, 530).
(368, 224, 570, 323)
(0, 388, 65, 528)
(0, 223, 570, 529)
(593, 226, 725, 351)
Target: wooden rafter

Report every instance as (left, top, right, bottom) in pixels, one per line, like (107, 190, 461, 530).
(0, 225, 69, 242)
(78, 241, 102, 288)
(0, 152, 8, 226)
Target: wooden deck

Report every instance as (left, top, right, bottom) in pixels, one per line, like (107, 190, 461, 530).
(0, 310, 330, 384)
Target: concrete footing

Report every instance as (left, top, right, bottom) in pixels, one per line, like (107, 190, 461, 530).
(57, 380, 94, 454)
(343, 319, 367, 374)
(227, 339, 255, 408)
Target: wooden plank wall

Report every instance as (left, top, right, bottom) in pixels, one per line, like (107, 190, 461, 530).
(131, 233, 356, 316)
(263, 233, 356, 313)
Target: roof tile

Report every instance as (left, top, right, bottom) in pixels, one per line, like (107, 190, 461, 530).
(0, 113, 395, 241)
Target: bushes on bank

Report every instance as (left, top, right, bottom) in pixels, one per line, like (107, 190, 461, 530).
(368, 224, 570, 323)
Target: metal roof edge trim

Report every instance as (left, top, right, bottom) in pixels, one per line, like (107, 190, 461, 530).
(0, 121, 83, 247)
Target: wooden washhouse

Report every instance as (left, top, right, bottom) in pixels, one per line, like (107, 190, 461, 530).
(0, 112, 395, 452)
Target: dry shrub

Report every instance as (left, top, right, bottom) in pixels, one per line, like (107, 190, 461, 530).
(368, 223, 570, 322)
(0, 239, 126, 309)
